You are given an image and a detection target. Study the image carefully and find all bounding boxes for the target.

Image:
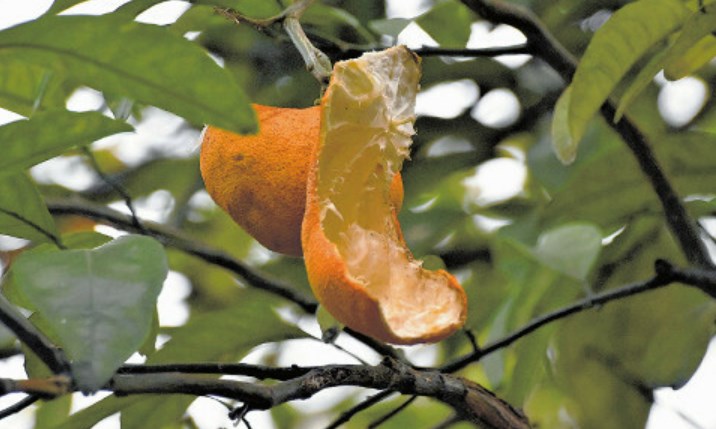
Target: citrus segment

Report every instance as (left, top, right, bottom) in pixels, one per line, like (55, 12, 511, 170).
(200, 105, 403, 257)
(302, 46, 467, 344)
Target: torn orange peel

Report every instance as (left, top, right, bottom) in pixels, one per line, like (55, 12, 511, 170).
(302, 46, 468, 344)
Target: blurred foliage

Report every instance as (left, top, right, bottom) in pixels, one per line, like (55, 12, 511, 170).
(0, 0, 714, 428)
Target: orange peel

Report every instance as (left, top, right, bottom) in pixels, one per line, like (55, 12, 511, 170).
(302, 46, 467, 344)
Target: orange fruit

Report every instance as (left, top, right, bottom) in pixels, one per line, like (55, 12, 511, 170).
(200, 104, 403, 257)
(302, 46, 467, 344)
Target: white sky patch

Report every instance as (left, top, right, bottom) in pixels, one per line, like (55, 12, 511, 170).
(66, 87, 106, 112)
(31, 155, 97, 191)
(0, 0, 52, 30)
(59, 0, 131, 15)
(397, 21, 438, 48)
(658, 76, 707, 128)
(135, 1, 190, 25)
(425, 136, 474, 157)
(472, 88, 521, 128)
(462, 158, 527, 208)
(157, 271, 191, 327)
(0, 108, 25, 125)
(417, 79, 479, 118)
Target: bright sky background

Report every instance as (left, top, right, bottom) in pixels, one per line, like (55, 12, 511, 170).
(0, 1, 714, 429)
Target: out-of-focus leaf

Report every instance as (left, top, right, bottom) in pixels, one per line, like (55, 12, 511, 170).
(35, 395, 72, 429)
(663, 6, 716, 80)
(416, 0, 475, 47)
(45, 0, 86, 15)
(551, 86, 576, 164)
(0, 173, 59, 243)
(0, 61, 66, 115)
(0, 14, 256, 134)
(51, 396, 141, 429)
(151, 290, 304, 363)
(0, 111, 132, 178)
(664, 35, 716, 79)
(13, 235, 168, 392)
(369, 18, 411, 39)
(563, 0, 689, 149)
(533, 223, 602, 281)
(302, 4, 376, 45)
(615, 48, 669, 122)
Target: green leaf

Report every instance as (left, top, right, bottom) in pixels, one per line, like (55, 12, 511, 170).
(0, 14, 256, 134)
(551, 86, 576, 164)
(534, 223, 603, 281)
(369, 18, 411, 39)
(35, 396, 72, 429)
(46, 0, 87, 15)
(13, 235, 168, 392)
(0, 61, 66, 115)
(302, 4, 376, 46)
(664, 35, 716, 79)
(416, 0, 475, 47)
(564, 0, 690, 148)
(0, 111, 132, 178)
(663, 7, 716, 80)
(151, 291, 304, 363)
(0, 173, 59, 243)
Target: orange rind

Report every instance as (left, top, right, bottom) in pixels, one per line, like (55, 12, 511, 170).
(302, 46, 467, 344)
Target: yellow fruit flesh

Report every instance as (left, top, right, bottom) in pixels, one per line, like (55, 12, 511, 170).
(312, 46, 466, 342)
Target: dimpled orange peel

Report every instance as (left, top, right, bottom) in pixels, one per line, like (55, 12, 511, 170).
(302, 46, 467, 344)
(200, 104, 404, 257)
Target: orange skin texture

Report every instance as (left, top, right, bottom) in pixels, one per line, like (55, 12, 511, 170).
(302, 97, 467, 345)
(200, 104, 403, 257)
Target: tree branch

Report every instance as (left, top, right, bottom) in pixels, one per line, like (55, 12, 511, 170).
(113, 359, 529, 429)
(460, 0, 714, 269)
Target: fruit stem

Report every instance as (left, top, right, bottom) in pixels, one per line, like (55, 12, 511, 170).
(283, 2, 332, 91)
(217, 0, 332, 93)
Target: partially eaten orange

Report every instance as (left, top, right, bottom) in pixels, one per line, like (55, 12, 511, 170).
(200, 105, 403, 257)
(302, 46, 467, 344)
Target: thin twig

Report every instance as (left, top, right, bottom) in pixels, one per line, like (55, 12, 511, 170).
(81, 146, 148, 235)
(460, 0, 713, 269)
(0, 208, 65, 250)
(413, 44, 530, 57)
(0, 395, 40, 419)
(325, 390, 396, 429)
(368, 395, 417, 428)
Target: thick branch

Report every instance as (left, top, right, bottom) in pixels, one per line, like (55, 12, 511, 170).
(414, 44, 529, 57)
(460, 0, 713, 268)
(111, 359, 529, 429)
